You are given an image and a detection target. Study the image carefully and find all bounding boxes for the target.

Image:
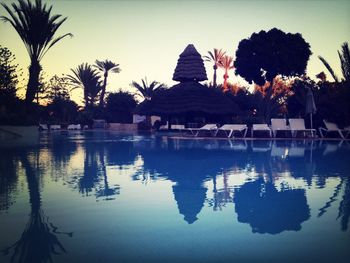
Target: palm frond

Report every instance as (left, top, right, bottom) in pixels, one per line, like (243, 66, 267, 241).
(338, 42, 350, 82)
(318, 55, 339, 82)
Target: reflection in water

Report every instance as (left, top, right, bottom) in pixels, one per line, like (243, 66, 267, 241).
(0, 150, 19, 211)
(2, 150, 72, 263)
(234, 177, 310, 234)
(1, 134, 350, 262)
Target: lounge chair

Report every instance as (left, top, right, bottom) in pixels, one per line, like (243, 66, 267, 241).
(251, 140, 272, 152)
(50, 125, 61, 130)
(319, 120, 346, 139)
(216, 124, 248, 138)
(67, 124, 81, 130)
(171, 124, 185, 130)
(39, 124, 48, 131)
(271, 118, 291, 138)
(251, 124, 272, 138)
(289, 118, 316, 138)
(184, 124, 217, 137)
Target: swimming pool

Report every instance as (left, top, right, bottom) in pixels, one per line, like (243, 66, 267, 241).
(0, 132, 349, 263)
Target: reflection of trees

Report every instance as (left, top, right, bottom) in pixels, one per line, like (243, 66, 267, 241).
(0, 150, 19, 211)
(69, 142, 123, 201)
(234, 177, 310, 234)
(2, 150, 72, 263)
(137, 138, 247, 223)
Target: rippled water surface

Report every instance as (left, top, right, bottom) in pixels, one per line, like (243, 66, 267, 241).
(0, 132, 349, 263)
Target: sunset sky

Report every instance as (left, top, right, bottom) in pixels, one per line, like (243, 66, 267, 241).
(1, 0, 349, 104)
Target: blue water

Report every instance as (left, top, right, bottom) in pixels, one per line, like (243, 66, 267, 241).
(0, 132, 349, 263)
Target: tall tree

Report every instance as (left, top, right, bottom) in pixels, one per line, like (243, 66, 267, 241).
(219, 55, 234, 92)
(203, 48, 226, 87)
(1, 0, 72, 104)
(67, 63, 102, 108)
(0, 45, 19, 99)
(235, 28, 311, 121)
(94, 59, 120, 108)
(130, 77, 166, 101)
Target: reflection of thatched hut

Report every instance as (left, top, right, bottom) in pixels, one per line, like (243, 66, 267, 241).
(135, 44, 239, 125)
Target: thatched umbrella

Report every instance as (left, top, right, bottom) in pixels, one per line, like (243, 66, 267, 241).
(135, 44, 239, 121)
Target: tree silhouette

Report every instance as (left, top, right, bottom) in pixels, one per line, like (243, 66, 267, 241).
(67, 63, 103, 108)
(203, 48, 226, 87)
(235, 28, 311, 121)
(94, 59, 120, 108)
(1, 0, 72, 104)
(219, 55, 234, 92)
(319, 42, 350, 82)
(131, 77, 166, 101)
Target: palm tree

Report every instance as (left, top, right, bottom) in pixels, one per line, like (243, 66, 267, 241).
(220, 55, 234, 92)
(66, 63, 102, 108)
(1, 0, 72, 104)
(130, 77, 166, 101)
(94, 59, 121, 108)
(338, 42, 350, 82)
(318, 42, 350, 83)
(318, 56, 339, 82)
(203, 48, 226, 87)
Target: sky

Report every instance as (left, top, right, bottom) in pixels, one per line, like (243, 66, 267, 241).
(1, 0, 350, 104)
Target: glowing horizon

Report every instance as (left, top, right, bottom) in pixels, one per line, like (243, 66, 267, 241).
(1, 0, 349, 105)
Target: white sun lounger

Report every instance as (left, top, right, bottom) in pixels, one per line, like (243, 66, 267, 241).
(319, 120, 346, 139)
(289, 118, 316, 138)
(251, 124, 272, 138)
(50, 125, 61, 130)
(39, 124, 48, 131)
(271, 118, 291, 138)
(216, 124, 248, 138)
(67, 124, 81, 130)
(183, 124, 217, 137)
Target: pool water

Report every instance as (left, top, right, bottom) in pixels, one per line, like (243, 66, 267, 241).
(0, 132, 349, 263)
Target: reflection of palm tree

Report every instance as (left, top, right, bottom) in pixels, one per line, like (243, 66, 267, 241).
(78, 143, 120, 200)
(94, 60, 121, 108)
(203, 48, 226, 87)
(1, 0, 72, 104)
(67, 63, 103, 108)
(2, 152, 72, 263)
(130, 78, 166, 101)
(318, 177, 350, 231)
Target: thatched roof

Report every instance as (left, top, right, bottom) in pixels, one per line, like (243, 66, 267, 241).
(135, 81, 239, 116)
(173, 44, 207, 82)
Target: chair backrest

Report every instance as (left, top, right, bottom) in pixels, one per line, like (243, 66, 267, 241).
(271, 118, 289, 130)
(171, 124, 184, 130)
(253, 124, 270, 130)
(289, 118, 306, 130)
(200, 124, 217, 130)
(39, 124, 48, 130)
(323, 120, 339, 131)
(220, 124, 247, 130)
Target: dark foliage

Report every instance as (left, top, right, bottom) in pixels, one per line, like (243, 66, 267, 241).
(235, 28, 312, 85)
(105, 91, 137, 123)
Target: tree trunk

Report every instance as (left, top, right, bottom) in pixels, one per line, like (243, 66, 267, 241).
(223, 70, 229, 91)
(26, 60, 41, 105)
(213, 65, 217, 87)
(263, 78, 275, 123)
(99, 72, 108, 108)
